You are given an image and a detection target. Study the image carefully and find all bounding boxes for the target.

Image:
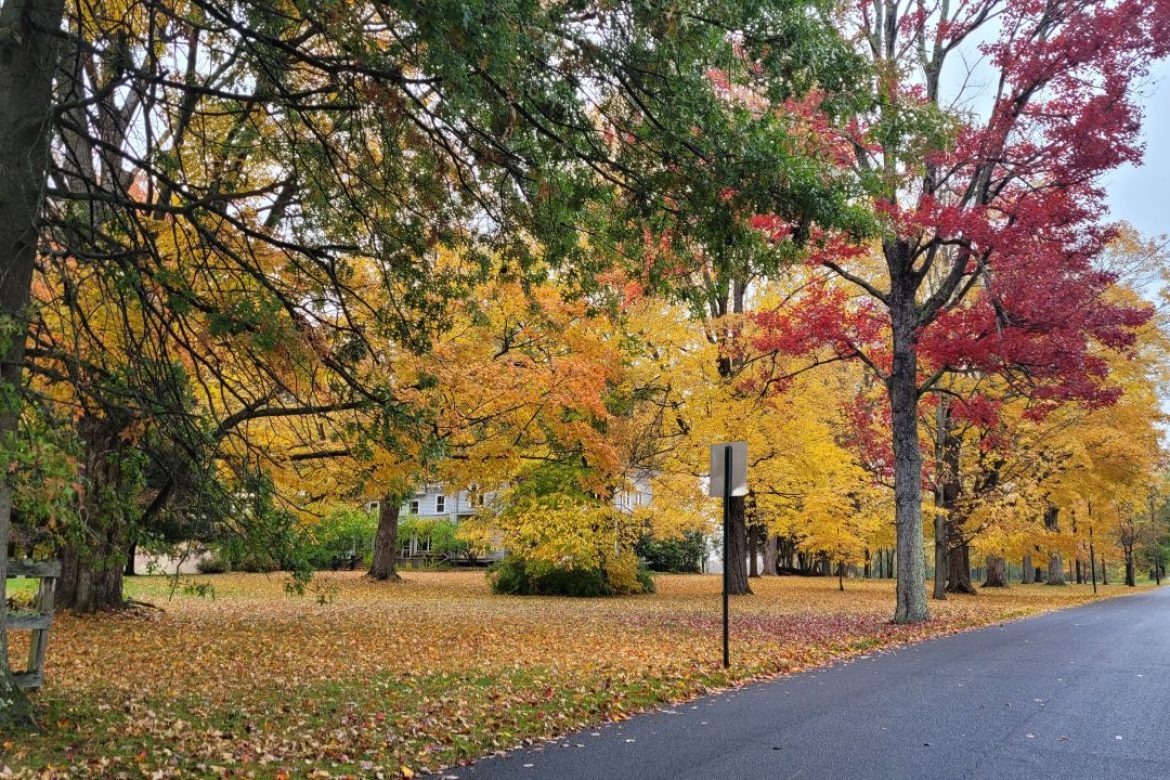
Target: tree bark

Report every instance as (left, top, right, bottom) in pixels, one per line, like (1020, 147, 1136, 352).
(0, 0, 68, 729)
(1044, 505, 1066, 585)
(747, 525, 759, 578)
(368, 496, 402, 581)
(57, 417, 134, 612)
(888, 293, 928, 623)
(1047, 553, 1066, 585)
(931, 397, 956, 600)
(762, 534, 778, 576)
(125, 542, 137, 576)
(1021, 553, 1034, 584)
(1125, 545, 1135, 587)
(946, 542, 977, 594)
(59, 535, 126, 612)
(726, 495, 751, 595)
(983, 555, 1007, 587)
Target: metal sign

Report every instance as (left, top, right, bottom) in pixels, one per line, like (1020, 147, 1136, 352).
(709, 442, 748, 497)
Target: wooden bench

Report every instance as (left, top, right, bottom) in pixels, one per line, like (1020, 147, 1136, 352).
(5, 559, 59, 691)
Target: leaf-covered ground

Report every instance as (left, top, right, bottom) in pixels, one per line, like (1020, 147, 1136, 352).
(3, 572, 1142, 778)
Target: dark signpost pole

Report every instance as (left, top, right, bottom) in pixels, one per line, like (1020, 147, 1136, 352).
(1089, 523, 1098, 594)
(712, 441, 744, 669)
(722, 444, 731, 668)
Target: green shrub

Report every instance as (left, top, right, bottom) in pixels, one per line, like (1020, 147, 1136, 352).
(488, 555, 653, 597)
(302, 507, 378, 569)
(636, 565, 657, 594)
(636, 531, 708, 573)
(398, 517, 469, 559)
(196, 556, 229, 575)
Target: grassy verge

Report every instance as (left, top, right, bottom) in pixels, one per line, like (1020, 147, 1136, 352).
(2, 571, 1148, 778)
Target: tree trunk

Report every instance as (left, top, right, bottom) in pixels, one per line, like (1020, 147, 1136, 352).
(932, 397, 959, 600)
(0, 0, 68, 729)
(1043, 505, 1066, 585)
(946, 542, 977, 594)
(1102, 554, 1109, 585)
(57, 417, 137, 612)
(837, 561, 845, 591)
(888, 297, 928, 623)
(1047, 553, 1066, 586)
(726, 495, 751, 595)
(368, 497, 402, 581)
(983, 555, 1008, 587)
(763, 534, 778, 576)
(932, 511, 947, 600)
(1021, 553, 1034, 584)
(59, 536, 126, 612)
(1125, 545, 1135, 587)
(125, 542, 137, 576)
(748, 525, 759, 578)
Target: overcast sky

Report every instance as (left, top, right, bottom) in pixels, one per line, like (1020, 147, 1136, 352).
(1106, 58, 1170, 240)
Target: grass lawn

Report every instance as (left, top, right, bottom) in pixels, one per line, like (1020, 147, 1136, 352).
(2, 571, 1147, 778)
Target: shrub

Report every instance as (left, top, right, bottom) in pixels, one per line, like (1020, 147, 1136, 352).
(196, 556, 229, 575)
(488, 555, 653, 597)
(398, 517, 469, 560)
(605, 550, 644, 595)
(301, 507, 378, 570)
(637, 566, 657, 594)
(636, 531, 709, 573)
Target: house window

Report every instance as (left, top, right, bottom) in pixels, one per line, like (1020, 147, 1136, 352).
(409, 499, 419, 515)
(418, 535, 432, 553)
(435, 495, 446, 513)
(366, 501, 380, 514)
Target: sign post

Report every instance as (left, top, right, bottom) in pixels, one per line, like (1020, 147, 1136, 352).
(710, 442, 747, 668)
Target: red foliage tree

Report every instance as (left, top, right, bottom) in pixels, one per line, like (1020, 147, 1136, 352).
(754, 0, 1168, 622)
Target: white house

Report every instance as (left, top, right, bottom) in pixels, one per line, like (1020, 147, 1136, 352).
(367, 474, 655, 561)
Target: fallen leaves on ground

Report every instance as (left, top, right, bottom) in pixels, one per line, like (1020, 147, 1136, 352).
(3, 572, 1138, 778)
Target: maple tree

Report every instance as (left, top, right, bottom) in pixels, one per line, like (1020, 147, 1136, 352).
(743, 0, 1170, 622)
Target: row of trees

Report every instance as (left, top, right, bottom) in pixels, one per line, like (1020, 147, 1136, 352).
(3, 0, 1169, 729)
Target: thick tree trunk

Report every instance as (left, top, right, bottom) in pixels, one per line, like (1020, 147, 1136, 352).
(0, 0, 68, 728)
(837, 561, 845, 591)
(1042, 505, 1066, 585)
(888, 300, 928, 623)
(1102, 554, 1109, 585)
(368, 497, 402, 581)
(1125, 545, 1135, 587)
(1021, 553, 1034, 584)
(726, 495, 751, 595)
(932, 398, 959, 600)
(748, 525, 759, 578)
(125, 542, 137, 576)
(932, 512, 947, 600)
(1047, 553, 1066, 586)
(762, 534, 778, 576)
(983, 555, 1008, 587)
(946, 542, 977, 594)
(58, 417, 135, 612)
(59, 536, 126, 612)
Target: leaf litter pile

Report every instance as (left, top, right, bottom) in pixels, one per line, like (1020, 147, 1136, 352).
(3, 572, 1128, 778)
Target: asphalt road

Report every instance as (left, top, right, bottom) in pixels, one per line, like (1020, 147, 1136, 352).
(436, 586, 1170, 780)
